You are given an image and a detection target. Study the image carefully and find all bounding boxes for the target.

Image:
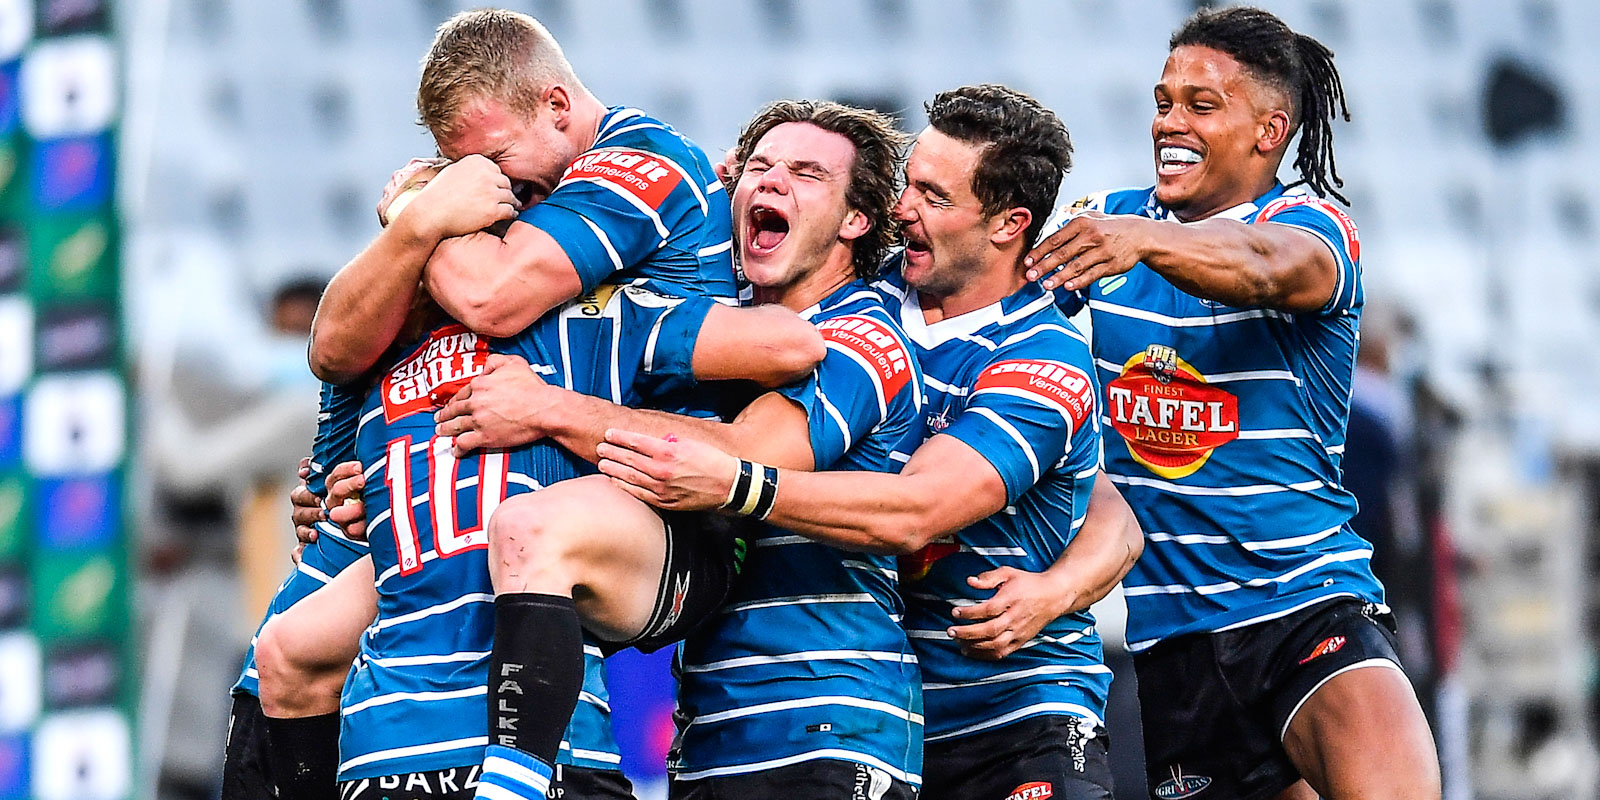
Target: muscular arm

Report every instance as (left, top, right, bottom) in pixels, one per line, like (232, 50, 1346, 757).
(546, 391, 815, 469)
(1140, 217, 1341, 313)
(1026, 211, 1341, 314)
(423, 221, 585, 338)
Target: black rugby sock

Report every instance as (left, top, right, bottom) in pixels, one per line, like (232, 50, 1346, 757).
(263, 712, 340, 800)
(489, 593, 583, 764)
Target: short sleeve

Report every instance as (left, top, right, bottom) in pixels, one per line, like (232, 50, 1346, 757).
(520, 147, 700, 291)
(779, 312, 918, 470)
(629, 289, 715, 398)
(942, 353, 1096, 504)
(1255, 195, 1362, 315)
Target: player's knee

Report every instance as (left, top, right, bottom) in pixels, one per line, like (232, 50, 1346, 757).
(488, 492, 594, 587)
(255, 619, 345, 718)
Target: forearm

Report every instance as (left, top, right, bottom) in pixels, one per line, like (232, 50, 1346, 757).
(762, 469, 981, 555)
(1042, 476, 1144, 614)
(1140, 218, 1329, 312)
(425, 226, 583, 338)
(309, 219, 437, 383)
(547, 393, 811, 469)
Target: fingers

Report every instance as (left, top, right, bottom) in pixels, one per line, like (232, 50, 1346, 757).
(482, 353, 527, 372)
(1022, 221, 1082, 280)
(948, 614, 1008, 642)
(604, 473, 663, 507)
(326, 472, 365, 509)
(328, 498, 366, 527)
(291, 543, 305, 566)
(345, 519, 368, 543)
(597, 456, 666, 502)
(450, 430, 484, 458)
(297, 456, 312, 481)
(602, 428, 675, 460)
(595, 440, 673, 483)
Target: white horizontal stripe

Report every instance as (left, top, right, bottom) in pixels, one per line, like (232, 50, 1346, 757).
(483, 754, 550, 795)
(684, 649, 918, 673)
(842, 559, 899, 581)
(375, 548, 440, 587)
(369, 651, 488, 668)
(966, 545, 1027, 557)
(1088, 299, 1283, 327)
(722, 593, 877, 614)
(922, 375, 969, 396)
(889, 451, 912, 464)
(1145, 525, 1342, 552)
(583, 645, 604, 658)
(924, 662, 1112, 690)
(925, 704, 1102, 741)
(673, 749, 919, 785)
(1210, 594, 1376, 635)
(689, 695, 921, 726)
(559, 176, 669, 239)
(704, 180, 725, 195)
(577, 691, 611, 712)
(475, 783, 530, 800)
(567, 747, 623, 764)
(697, 239, 733, 257)
(1000, 322, 1089, 349)
(1326, 444, 1346, 455)
(1235, 428, 1317, 440)
(1108, 473, 1326, 497)
(371, 593, 493, 631)
(1125, 551, 1371, 598)
(1091, 358, 1300, 385)
(296, 561, 334, 583)
(341, 685, 485, 716)
(752, 535, 810, 548)
(338, 736, 485, 773)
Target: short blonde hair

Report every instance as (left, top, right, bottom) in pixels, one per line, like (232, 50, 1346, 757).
(417, 9, 577, 137)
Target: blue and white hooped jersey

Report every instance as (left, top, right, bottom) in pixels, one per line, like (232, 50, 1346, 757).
(338, 285, 715, 781)
(1047, 184, 1381, 652)
(874, 267, 1110, 742)
(673, 281, 926, 785)
(522, 106, 736, 304)
(234, 381, 369, 697)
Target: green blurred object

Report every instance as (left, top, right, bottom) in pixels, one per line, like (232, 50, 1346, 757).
(27, 213, 117, 301)
(0, 472, 24, 561)
(31, 550, 124, 640)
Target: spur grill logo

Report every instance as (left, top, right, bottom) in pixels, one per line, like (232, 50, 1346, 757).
(381, 325, 489, 423)
(1107, 344, 1238, 479)
(816, 315, 912, 397)
(562, 147, 683, 209)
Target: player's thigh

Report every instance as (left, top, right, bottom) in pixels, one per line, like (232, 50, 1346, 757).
(260, 555, 377, 670)
(1281, 663, 1440, 800)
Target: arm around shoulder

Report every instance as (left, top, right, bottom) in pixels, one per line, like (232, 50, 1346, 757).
(691, 304, 825, 389)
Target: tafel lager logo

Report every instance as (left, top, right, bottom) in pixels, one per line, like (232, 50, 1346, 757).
(1107, 344, 1238, 479)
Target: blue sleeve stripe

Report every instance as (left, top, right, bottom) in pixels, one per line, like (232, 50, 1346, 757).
(968, 407, 1040, 483)
(554, 176, 671, 239)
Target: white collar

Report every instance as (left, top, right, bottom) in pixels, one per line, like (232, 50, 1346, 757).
(898, 288, 1007, 349)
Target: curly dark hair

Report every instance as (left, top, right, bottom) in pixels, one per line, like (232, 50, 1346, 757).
(1172, 6, 1351, 204)
(732, 100, 907, 280)
(924, 84, 1072, 246)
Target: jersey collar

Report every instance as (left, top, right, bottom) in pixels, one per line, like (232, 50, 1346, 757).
(1142, 182, 1291, 223)
(796, 280, 872, 322)
(897, 280, 1050, 349)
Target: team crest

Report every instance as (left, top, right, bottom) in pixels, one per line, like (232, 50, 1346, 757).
(926, 408, 953, 434)
(1142, 344, 1179, 385)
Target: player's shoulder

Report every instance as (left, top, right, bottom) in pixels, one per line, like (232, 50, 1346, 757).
(1038, 187, 1152, 241)
(589, 107, 714, 176)
(1253, 187, 1361, 263)
(814, 284, 919, 403)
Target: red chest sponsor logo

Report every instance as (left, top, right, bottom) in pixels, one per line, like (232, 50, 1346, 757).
(1299, 635, 1347, 665)
(381, 324, 489, 423)
(1107, 345, 1238, 479)
(973, 359, 1094, 428)
(1006, 782, 1054, 800)
(815, 315, 912, 398)
(562, 148, 683, 209)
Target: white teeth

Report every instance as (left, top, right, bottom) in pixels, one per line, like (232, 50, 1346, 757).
(1160, 146, 1202, 164)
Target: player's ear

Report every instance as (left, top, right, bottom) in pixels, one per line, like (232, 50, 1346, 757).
(838, 208, 871, 243)
(545, 84, 572, 126)
(989, 207, 1032, 246)
(1257, 106, 1292, 155)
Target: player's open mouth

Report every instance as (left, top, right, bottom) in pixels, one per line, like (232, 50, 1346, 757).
(1158, 145, 1203, 175)
(903, 232, 932, 264)
(747, 205, 790, 255)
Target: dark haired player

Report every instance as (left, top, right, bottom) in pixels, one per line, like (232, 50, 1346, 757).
(598, 85, 1145, 800)
(1027, 7, 1440, 800)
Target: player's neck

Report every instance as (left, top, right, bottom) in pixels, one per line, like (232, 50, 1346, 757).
(758, 251, 854, 313)
(917, 252, 1026, 323)
(570, 91, 607, 151)
(1171, 171, 1279, 222)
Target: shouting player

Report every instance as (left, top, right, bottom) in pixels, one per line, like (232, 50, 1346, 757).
(432, 100, 927, 799)
(1026, 7, 1441, 800)
(598, 85, 1144, 800)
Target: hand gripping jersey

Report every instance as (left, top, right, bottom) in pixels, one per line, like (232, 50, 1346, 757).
(520, 106, 736, 304)
(338, 284, 715, 782)
(1046, 184, 1382, 653)
(874, 268, 1110, 743)
(673, 282, 927, 785)
(233, 381, 369, 698)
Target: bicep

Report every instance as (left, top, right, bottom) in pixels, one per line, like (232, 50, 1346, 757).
(723, 392, 816, 470)
(1261, 223, 1346, 314)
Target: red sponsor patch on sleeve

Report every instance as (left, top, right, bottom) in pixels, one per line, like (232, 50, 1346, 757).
(973, 359, 1095, 428)
(1255, 195, 1360, 263)
(380, 324, 490, 423)
(815, 314, 913, 399)
(560, 147, 685, 210)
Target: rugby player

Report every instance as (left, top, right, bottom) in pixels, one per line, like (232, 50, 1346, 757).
(1025, 7, 1441, 799)
(308, 8, 737, 387)
(597, 85, 1144, 800)
(258, 280, 823, 800)
(431, 100, 927, 799)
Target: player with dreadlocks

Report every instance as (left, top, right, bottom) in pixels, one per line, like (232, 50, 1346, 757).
(1026, 6, 1440, 800)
